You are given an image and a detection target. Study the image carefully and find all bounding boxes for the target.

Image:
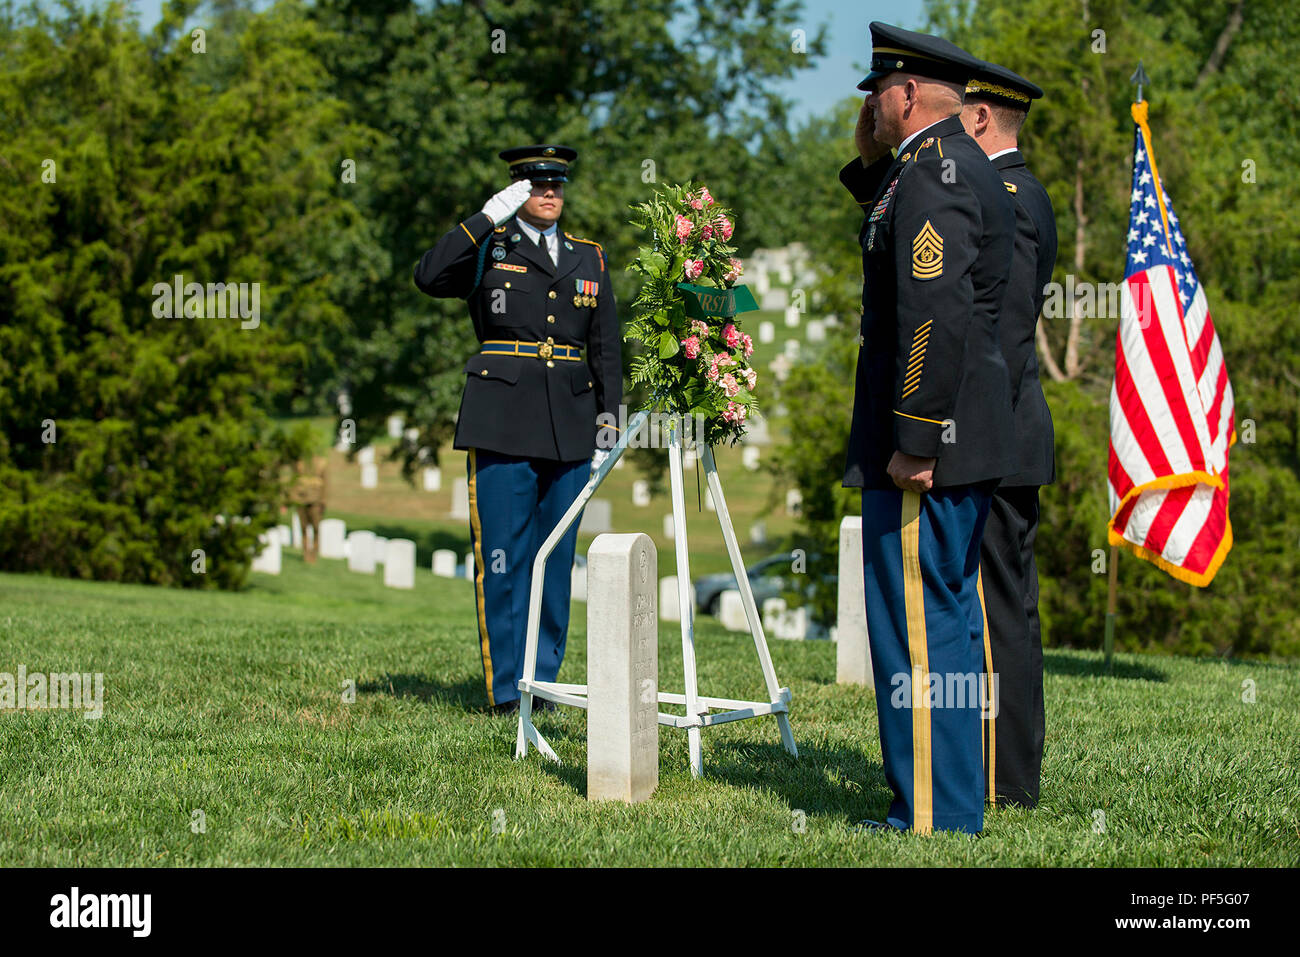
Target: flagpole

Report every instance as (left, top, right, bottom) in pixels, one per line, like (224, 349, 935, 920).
(1104, 546, 1118, 671)
(1104, 62, 1148, 674)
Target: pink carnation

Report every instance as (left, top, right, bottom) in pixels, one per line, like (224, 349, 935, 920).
(719, 372, 740, 398)
(706, 356, 721, 381)
(743, 367, 757, 389)
(699, 187, 714, 207)
(680, 335, 701, 359)
(723, 258, 743, 283)
(689, 197, 703, 211)
(684, 259, 704, 281)
(700, 224, 714, 240)
(723, 323, 741, 349)
(690, 319, 709, 337)
(715, 350, 737, 368)
(716, 216, 734, 241)
(675, 214, 692, 244)
(722, 401, 748, 423)
(741, 333, 754, 357)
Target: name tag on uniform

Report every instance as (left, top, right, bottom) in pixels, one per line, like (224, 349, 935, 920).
(493, 263, 528, 273)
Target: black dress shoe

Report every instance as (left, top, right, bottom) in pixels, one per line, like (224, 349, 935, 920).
(490, 700, 519, 716)
(853, 819, 893, 833)
(531, 698, 557, 713)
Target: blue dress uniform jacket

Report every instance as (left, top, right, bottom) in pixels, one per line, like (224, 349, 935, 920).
(840, 115, 1017, 489)
(413, 210, 622, 462)
(979, 151, 1059, 809)
(992, 150, 1057, 488)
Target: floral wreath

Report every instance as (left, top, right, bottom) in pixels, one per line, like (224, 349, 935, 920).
(624, 184, 758, 447)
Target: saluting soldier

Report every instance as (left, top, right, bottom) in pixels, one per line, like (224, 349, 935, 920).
(840, 23, 1017, 834)
(413, 145, 621, 715)
(961, 62, 1058, 809)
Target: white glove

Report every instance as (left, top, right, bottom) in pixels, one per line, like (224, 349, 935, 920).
(590, 449, 611, 474)
(481, 180, 533, 226)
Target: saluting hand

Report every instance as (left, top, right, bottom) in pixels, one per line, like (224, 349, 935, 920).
(887, 451, 936, 494)
(855, 95, 891, 165)
(481, 179, 533, 226)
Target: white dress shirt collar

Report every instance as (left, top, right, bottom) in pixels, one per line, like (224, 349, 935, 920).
(897, 117, 948, 158)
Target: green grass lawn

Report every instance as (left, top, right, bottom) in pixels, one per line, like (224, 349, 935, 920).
(1, 555, 1296, 867)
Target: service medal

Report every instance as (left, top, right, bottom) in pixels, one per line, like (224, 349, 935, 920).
(491, 245, 506, 260)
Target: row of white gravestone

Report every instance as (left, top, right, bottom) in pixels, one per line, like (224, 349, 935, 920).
(752, 313, 838, 359)
(251, 518, 418, 589)
(430, 547, 589, 602)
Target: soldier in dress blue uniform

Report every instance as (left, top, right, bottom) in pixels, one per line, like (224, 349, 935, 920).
(961, 62, 1058, 809)
(414, 145, 622, 715)
(840, 23, 1018, 834)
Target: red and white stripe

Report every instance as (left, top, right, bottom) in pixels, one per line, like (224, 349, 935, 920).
(1108, 264, 1235, 586)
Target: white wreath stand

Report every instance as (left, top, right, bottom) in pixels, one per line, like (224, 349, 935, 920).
(514, 410, 798, 777)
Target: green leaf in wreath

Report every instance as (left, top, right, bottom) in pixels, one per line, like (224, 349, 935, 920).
(658, 331, 680, 358)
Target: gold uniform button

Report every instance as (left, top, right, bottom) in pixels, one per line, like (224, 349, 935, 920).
(548, 291, 556, 299)
(504, 282, 511, 289)
(588, 380, 593, 388)
(546, 360, 554, 368)
(547, 316, 555, 323)
(480, 369, 488, 375)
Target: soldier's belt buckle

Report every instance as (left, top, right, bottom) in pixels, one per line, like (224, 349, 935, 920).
(537, 341, 554, 359)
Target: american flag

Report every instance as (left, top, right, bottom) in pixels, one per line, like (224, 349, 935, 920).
(1108, 101, 1234, 587)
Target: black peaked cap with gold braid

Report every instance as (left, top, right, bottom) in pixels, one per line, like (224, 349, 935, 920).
(965, 60, 1044, 111)
(499, 144, 577, 183)
(857, 21, 983, 91)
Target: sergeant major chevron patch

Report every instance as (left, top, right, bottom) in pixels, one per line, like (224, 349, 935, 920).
(912, 220, 944, 280)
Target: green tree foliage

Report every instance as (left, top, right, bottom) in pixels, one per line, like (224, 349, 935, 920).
(772, 0, 1300, 657)
(305, 0, 828, 473)
(0, 0, 372, 587)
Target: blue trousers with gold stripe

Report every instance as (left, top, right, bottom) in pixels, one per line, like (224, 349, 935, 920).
(467, 449, 587, 706)
(861, 485, 993, 834)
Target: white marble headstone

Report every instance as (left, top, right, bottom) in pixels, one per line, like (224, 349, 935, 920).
(251, 532, 281, 575)
(318, 519, 347, 559)
(451, 477, 470, 519)
(586, 533, 658, 803)
(786, 488, 803, 516)
(383, 539, 416, 589)
(659, 575, 681, 623)
(432, 549, 458, 578)
(632, 480, 651, 507)
(837, 516, 873, 686)
(347, 530, 376, 573)
(718, 589, 749, 632)
(580, 498, 613, 535)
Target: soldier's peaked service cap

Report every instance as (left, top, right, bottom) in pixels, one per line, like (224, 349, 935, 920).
(857, 21, 983, 91)
(499, 145, 577, 183)
(965, 60, 1044, 110)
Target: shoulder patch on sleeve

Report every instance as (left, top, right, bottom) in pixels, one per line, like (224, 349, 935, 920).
(565, 233, 605, 272)
(1004, 181, 1018, 194)
(912, 220, 943, 280)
